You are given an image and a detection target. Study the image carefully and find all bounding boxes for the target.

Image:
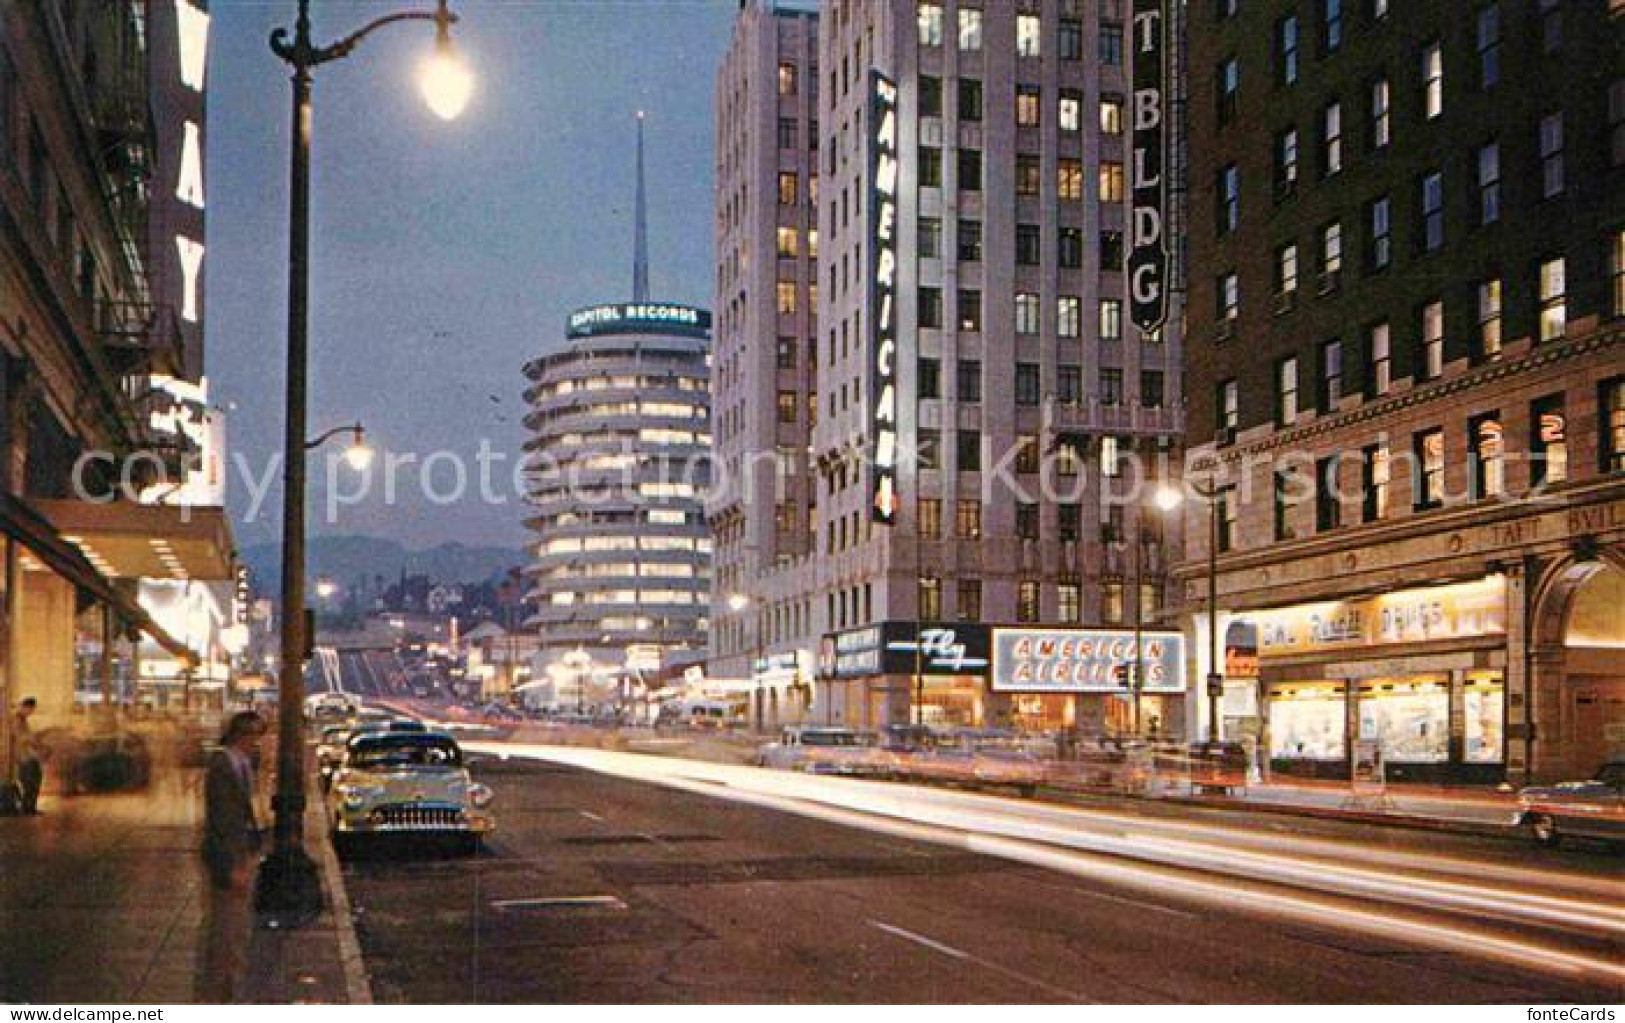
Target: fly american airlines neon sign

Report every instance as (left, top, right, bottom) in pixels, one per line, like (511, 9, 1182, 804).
(868, 71, 900, 525)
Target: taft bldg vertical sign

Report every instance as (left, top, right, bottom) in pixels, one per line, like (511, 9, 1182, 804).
(868, 70, 900, 525)
(1128, 0, 1168, 335)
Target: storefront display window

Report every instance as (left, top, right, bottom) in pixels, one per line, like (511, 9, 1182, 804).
(918, 676, 980, 729)
(1269, 683, 1345, 760)
(1011, 693, 1073, 733)
(1462, 673, 1505, 763)
(1358, 677, 1448, 762)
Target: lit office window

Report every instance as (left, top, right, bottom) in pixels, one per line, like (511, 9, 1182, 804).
(1531, 395, 1567, 487)
(1370, 77, 1390, 149)
(1058, 296, 1082, 337)
(1099, 162, 1124, 202)
(1538, 258, 1566, 341)
(1420, 300, 1444, 380)
(1100, 95, 1123, 134)
(918, 3, 943, 46)
(958, 7, 983, 51)
(1422, 40, 1443, 119)
(1059, 89, 1082, 132)
(1368, 322, 1391, 396)
(1016, 14, 1041, 57)
(1476, 279, 1502, 361)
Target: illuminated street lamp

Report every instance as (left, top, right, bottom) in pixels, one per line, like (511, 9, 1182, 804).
(314, 578, 337, 601)
(306, 422, 372, 471)
(259, 0, 470, 923)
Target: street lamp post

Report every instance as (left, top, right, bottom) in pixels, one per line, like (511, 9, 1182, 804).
(258, 0, 469, 921)
(1132, 483, 1184, 737)
(1143, 477, 1223, 744)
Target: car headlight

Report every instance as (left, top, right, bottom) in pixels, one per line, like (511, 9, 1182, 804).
(468, 782, 494, 808)
(338, 785, 379, 809)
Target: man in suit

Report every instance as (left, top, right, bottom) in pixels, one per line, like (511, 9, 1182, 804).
(12, 697, 42, 815)
(197, 710, 266, 1003)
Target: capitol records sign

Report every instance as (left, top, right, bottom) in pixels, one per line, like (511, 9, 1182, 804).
(1128, 0, 1169, 334)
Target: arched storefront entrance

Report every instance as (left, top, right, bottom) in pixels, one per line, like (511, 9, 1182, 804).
(1531, 553, 1625, 781)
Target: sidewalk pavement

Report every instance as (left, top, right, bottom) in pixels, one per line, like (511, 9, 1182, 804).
(1134, 775, 1522, 835)
(0, 764, 368, 1005)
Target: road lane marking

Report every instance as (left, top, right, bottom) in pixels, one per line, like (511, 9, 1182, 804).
(868, 919, 1092, 1002)
(577, 810, 604, 821)
(868, 920, 967, 958)
(490, 895, 627, 911)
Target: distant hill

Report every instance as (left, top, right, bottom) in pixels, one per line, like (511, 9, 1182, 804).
(240, 536, 523, 592)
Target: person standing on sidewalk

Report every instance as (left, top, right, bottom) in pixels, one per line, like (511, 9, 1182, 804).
(12, 697, 43, 815)
(197, 710, 266, 1003)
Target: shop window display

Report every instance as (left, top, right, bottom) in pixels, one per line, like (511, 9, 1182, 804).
(1358, 678, 1448, 762)
(1462, 673, 1505, 763)
(1269, 683, 1346, 760)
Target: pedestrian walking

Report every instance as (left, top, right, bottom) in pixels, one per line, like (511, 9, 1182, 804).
(196, 710, 266, 1003)
(12, 697, 43, 815)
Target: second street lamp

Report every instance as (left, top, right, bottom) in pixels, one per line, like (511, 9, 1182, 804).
(258, 0, 471, 923)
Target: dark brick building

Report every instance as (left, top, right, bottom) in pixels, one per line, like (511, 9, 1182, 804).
(1180, 0, 1625, 784)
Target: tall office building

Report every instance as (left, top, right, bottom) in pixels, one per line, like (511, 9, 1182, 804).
(523, 120, 714, 701)
(710, 0, 822, 719)
(1181, 0, 1624, 783)
(714, 0, 1187, 734)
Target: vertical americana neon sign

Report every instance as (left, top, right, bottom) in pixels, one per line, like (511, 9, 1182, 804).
(869, 71, 900, 524)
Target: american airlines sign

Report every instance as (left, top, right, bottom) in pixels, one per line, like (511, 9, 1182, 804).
(1128, 0, 1168, 335)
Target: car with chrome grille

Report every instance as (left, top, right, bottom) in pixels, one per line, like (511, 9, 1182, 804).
(326, 730, 494, 854)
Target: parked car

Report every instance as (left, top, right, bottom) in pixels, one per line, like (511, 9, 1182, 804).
(758, 726, 873, 775)
(326, 731, 494, 855)
(315, 724, 354, 790)
(1514, 761, 1625, 848)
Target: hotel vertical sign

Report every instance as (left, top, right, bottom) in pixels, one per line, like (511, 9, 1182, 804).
(1128, 0, 1168, 334)
(868, 71, 900, 524)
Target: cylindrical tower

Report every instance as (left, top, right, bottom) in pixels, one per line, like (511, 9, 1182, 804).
(521, 302, 713, 692)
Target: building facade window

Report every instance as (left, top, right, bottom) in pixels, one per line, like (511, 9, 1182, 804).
(1320, 338, 1343, 410)
(1604, 378, 1625, 474)
(1017, 580, 1040, 623)
(1476, 278, 1503, 361)
(777, 282, 798, 314)
(1059, 89, 1082, 131)
(1368, 197, 1391, 271)
(918, 3, 944, 46)
(1101, 367, 1124, 406)
(1059, 227, 1083, 268)
(1016, 222, 1041, 264)
(1217, 56, 1238, 124)
(1016, 85, 1041, 127)
(1100, 95, 1124, 134)
(919, 575, 942, 619)
(778, 172, 798, 205)
(919, 497, 942, 539)
(1415, 428, 1445, 509)
(1142, 370, 1165, 408)
(1015, 292, 1041, 334)
(1420, 300, 1444, 380)
(920, 75, 943, 117)
(1368, 322, 1391, 396)
(958, 289, 982, 332)
(1100, 299, 1123, 341)
(958, 580, 982, 622)
(1471, 413, 1505, 499)
(1058, 158, 1084, 200)
(1277, 356, 1300, 426)
(1531, 395, 1568, 487)
(1363, 443, 1390, 521)
(919, 217, 942, 259)
(1218, 271, 1239, 322)
(1321, 0, 1342, 53)
(957, 430, 981, 471)
(1016, 14, 1041, 57)
(958, 149, 982, 191)
(1276, 127, 1300, 195)
(918, 357, 941, 399)
(1219, 379, 1239, 436)
(957, 359, 982, 403)
(1099, 161, 1124, 201)
(959, 78, 984, 121)
(1016, 362, 1041, 406)
(1058, 365, 1082, 404)
(1315, 456, 1342, 532)
(1277, 243, 1299, 296)
(956, 498, 981, 539)
(1538, 258, 1566, 341)
(1321, 101, 1342, 177)
(1420, 171, 1443, 252)
(919, 286, 942, 328)
(1422, 40, 1443, 119)
(1476, 4, 1499, 88)
(1216, 487, 1237, 553)
(957, 218, 982, 262)
(1539, 113, 1564, 199)
(1217, 164, 1239, 234)
(958, 7, 983, 51)
(1016, 502, 1039, 539)
(778, 62, 797, 96)
(1058, 296, 1082, 337)
(1059, 19, 1083, 60)
(1476, 142, 1499, 225)
(1276, 15, 1299, 86)
(1101, 24, 1124, 66)
(1370, 76, 1390, 149)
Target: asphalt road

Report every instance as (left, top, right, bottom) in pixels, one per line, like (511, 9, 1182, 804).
(337, 756, 1623, 1004)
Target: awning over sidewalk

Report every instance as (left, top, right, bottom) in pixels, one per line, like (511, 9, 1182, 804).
(31, 498, 234, 581)
(0, 494, 200, 663)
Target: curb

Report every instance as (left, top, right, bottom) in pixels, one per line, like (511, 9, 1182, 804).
(306, 779, 373, 1005)
(1039, 784, 1519, 840)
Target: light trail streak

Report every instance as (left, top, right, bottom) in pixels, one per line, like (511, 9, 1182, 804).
(470, 742, 1625, 987)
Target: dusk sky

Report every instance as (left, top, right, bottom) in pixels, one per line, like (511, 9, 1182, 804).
(206, 0, 735, 550)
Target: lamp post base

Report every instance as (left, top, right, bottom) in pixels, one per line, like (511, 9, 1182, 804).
(253, 846, 324, 927)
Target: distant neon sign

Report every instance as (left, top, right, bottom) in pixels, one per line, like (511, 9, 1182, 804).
(1128, 0, 1168, 335)
(567, 303, 710, 336)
